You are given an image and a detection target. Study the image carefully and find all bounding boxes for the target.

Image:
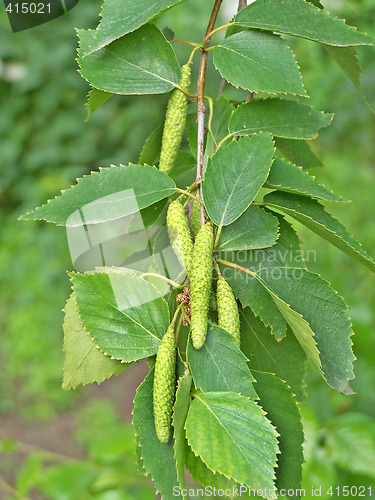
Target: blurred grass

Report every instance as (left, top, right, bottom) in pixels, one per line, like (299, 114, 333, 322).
(0, 0, 375, 498)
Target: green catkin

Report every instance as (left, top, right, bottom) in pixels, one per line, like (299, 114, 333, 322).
(159, 64, 191, 175)
(153, 325, 176, 443)
(217, 276, 241, 348)
(167, 200, 194, 275)
(190, 199, 202, 240)
(190, 222, 214, 349)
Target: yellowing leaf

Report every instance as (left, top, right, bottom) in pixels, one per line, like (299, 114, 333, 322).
(62, 294, 126, 390)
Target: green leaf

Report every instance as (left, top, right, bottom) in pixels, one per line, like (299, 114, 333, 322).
(172, 372, 192, 488)
(202, 133, 275, 226)
(85, 0, 185, 55)
(263, 191, 375, 271)
(139, 122, 164, 166)
(261, 280, 321, 372)
(252, 371, 304, 496)
(223, 215, 355, 395)
(218, 205, 280, 251)
(78, 25, 180, 95)
(20, 164, 176, 226)
(205, 96, 234, 158)
(62, 294, 126, 390)
(326, 413, 375, 478)
(185, 392, 279, 495)
(219, 215, 305, 339)
(304, 0, 374, 112)
(187, 325, 258, 400)
(85, 87, 112, 120)
(213, 30, 306, 96)
(126, 197, 167, 233)
(139, 199, 168, 228)
(257, 268, 354, 395)
(133, 369, 178, 498)
(170, 152, 196, 181)
(240, 309, 307, 402)
(234, 0, 374, 46)
(265, 158, 344, 202)
(70, 269, 170, 363)
(185, 443, 234, 489)
(229, 98, 333, 139)
(275, 138, 323, 169)
(325, 46, 361, 91)
(324, 46, 374, 112)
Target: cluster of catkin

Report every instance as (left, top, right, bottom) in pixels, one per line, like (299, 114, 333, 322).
(153, 200, 240, 443)
(152, 64, 240, 443)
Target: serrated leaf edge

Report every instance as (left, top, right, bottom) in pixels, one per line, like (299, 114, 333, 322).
(234, 3, 375, 47)
(251, 370, 306, 476)
(265, 158, 346, 202)
(76, 26, 179, 95)
(62, 293, 127, 390)
(264, 198, 375, 271)
(185, 392, 280, 497)
(240, 310, 308, 403)
(19, 163, 175, 225)
(229, 98, 334, 139)
(68, 270, 168, 363)
(255, 267, 356, 391)
(218, 204, 281, 251)
(83, 0, 186, 56)
(205, 133, 276, 227)
(213, 34, 308, 98)
(131, 367, 176, 499)
(172, 372, 193, 489)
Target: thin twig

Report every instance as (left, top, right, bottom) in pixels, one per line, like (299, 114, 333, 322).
(216, 78, 227, 100)
(171, 302, 184, 325)
(215, 132, 234, 152)
(206, 96, 214, 134)
(176, 188, 205, 204)
(203, 23, 232, 43)
(214, 224, 222, 249)
(174, 308, 184, 343)
(141, 273, 183, 289)
(188, 43, 204, 64)
(175, 86, 197, 98)
(217, 258, 256, 278)
(196, 0, 224, 226)
(171, 39, 200, 47)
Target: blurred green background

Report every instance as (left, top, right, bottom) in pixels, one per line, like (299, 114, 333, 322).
(0, 0, 374, 498)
